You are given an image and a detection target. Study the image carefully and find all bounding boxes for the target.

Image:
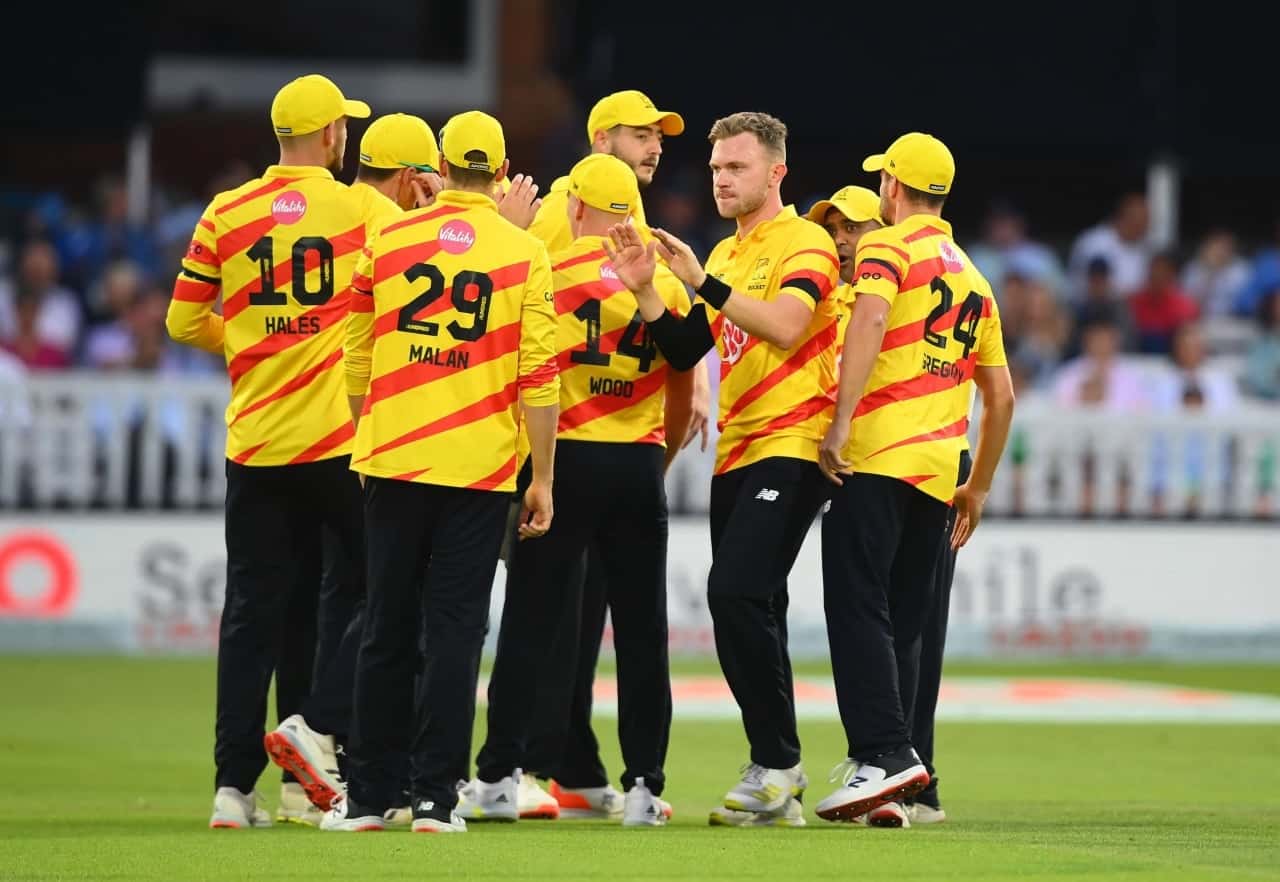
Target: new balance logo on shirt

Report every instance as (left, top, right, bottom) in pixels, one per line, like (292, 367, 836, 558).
(755, 489, 780, 502)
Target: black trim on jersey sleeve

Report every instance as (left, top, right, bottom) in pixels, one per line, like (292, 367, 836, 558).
(644, 304, 715, 371)
(781, 278, 823, 303)
(859, 257, 902, 285)
(180, 267, 219, 286)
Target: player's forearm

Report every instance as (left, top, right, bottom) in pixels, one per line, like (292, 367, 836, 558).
(165, 302, 224, 354)
(662, 368, 696, 465)
(833, 306, 888, 424)
(643, 304, 716, 371)
(968, 376, 1016, 492)
(521, 401, 559, 487)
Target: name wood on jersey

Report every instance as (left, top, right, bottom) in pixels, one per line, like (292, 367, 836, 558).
(408, 344, 470, 369)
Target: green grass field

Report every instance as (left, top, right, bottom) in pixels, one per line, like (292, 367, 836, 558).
(2, 657, 1278, 881)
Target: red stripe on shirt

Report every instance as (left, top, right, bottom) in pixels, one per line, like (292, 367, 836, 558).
(371, 258, 531, 338)
(633, 425, 665, 445)
(231, 440, 271, 465)
(860, 241, 910, 263)
(903, 225, 947, 243)
(231, 348, 345, 425)
(227, 294, 350, 385)
(901, 256, 948, 293)
(782, 248, 840, 270)
(173, 276, 219, 303)
(467, 453, 518, 491)
(855, 353, 978, 417)
(289, 421, 355, 464)
(380, 204, 467, 237)
(198, 218, 215, 233)
(223, 222, 366, 322)
(780, 268, 834, 297)
(364, 321, 521, 410)
(215, 177, 297, 216)
(717, 393, 832, 474)
(552, 247, 607, 273)
(217, 215, 277, 263)
(866, 416, 970, 459)
(349, 289, 375, 313)
(720, 321, 837, 428)
(390, 467, 433, 482)
(520, 357, 558, 391)
(361, 380, 519, 460)
(557, 368, 667, 433)
(901, 474, 938, 486)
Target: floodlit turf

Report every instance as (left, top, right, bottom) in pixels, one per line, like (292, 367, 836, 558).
(1, 657, 1278, 881)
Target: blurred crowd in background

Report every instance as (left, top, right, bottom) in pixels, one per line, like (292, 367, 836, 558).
(3, 160, 1279, 416)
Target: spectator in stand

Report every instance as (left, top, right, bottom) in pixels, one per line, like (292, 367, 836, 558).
(57, 176, 158, 294)
(2, 285, 71, 369)
(1066, 257, 1127, 358)
(1235, 219, 1280, 318)
(0, 240, 82, 360)
(1242, 289, 1280, 401)
(1053, 309, 1148, 411)
(82, 261, 144, 369)
(968, 201, 1064, 295)
(1182, 230, 1250, 318)
(1068, 192, 1151, 301)
(1151, 322, 1240, 413)
(1004, 276, 1068, 389)
(1130, 251, 1199, 354)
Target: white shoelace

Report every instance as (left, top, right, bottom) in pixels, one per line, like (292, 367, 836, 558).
(828, 758, 862, 786)
(739, 763, 767, 787)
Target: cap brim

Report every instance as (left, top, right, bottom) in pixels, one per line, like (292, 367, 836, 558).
(624, 110, 684, 136)
(806, 200, 835, 223)
(399, 162, 438, 173)
(343, 99, 372, 119)
(862, 153, 886, 173)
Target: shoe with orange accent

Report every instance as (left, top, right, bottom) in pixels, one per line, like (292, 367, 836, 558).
(411, 798, 467, 833)
(454, 774, 519, 822)
(867, 801, 910, 828)
(209, 787, 272, 829)
(264, 714, 344, 812)
(516, 773, 560, 819)
(549, 781, 625, 820)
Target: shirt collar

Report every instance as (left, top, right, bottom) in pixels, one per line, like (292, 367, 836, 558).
(738, 205, 799, 245)
(896, 213, 953, 238)
(435, 189, 498, 212)
(264, 165, 335, 181)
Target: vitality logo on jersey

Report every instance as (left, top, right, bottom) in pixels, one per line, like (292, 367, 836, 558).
(270, 192, 307, 225)
(939, 239, 965, 273)
(722, 318, 749, 366)
(438, 219, 477, 255)
(598, 262, 625, 291)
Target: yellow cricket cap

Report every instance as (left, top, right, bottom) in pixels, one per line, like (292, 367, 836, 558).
(568, 154, 640, 215)
(862, 132, 955, 195)
(440, 110, 506, 174)
(358, 113, 440, 171)
(270, 74, 370, 136)
(586, 90, 684, 142)
(807, 185, 883, 225)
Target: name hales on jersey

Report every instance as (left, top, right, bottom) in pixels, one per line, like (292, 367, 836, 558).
(408, 343, 471, 369)
(264, 314, 322, 335)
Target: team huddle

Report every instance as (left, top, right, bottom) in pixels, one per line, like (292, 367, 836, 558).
(170, 74, 1015, 835)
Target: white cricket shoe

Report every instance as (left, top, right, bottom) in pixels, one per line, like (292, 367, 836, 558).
(209, 787, 271, 829)
(411, 798, 467, 833)
(723, 762, 807, 813)
(454, 773, 519, 822)
(905, 801, 947, 825)
(867, 801, 911, 828)
(517, 773, 560, 819)
(622, 778, 668, 827)
(276, 782, 322, 826)
(815, 747, 929, 823)
(709, 794, 806, 827)
(549, 781, 625, 820)
(319, 794, 385, 832)
(263, 714, 344, 812)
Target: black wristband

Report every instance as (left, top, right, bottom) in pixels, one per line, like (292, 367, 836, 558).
(696, 275, 731, 310)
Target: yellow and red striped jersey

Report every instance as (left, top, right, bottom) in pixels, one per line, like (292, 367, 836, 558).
(704, 206, 841, 474)
(345, 189, 559, 492)
(845, 214, 1006, 502)
(170, 165, 373, 466)
(349, 180, 403, 231)
(551, 237, 688, 444)
(529, 177, 649, 255)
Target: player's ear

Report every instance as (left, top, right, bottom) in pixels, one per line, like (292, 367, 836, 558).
(771, 161, 788, 188)
(495, 159, 510, 184)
